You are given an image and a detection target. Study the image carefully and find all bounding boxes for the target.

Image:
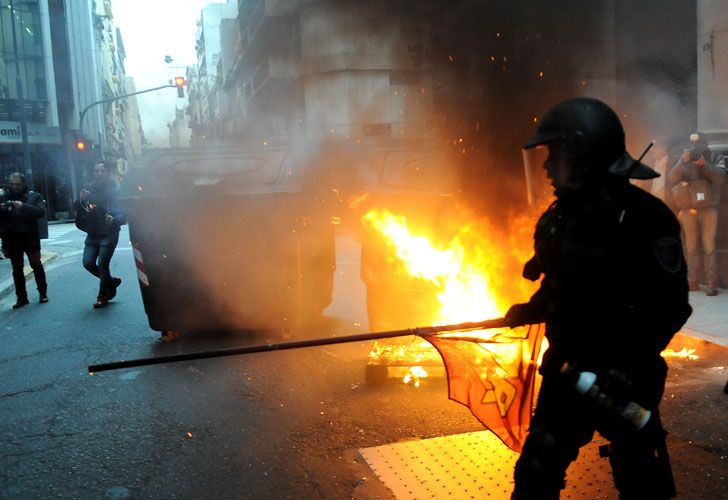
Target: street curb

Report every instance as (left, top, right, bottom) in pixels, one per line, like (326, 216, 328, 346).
(0, 251, 58, 301)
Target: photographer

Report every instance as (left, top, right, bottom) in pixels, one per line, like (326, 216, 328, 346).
(669, 132, 725, 296)
(0, 172, 48, 308)
(74, 162, 126, 308)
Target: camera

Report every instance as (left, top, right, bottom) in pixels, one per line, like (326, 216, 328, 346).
(689, 147, 703, 162)
(0, 200, 15, 211)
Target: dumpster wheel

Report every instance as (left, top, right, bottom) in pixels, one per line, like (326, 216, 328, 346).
(160, 330, 182, 342)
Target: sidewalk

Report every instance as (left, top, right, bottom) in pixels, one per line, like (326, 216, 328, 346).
(0, 222, 73, 301)
(682, 288, 728, 346)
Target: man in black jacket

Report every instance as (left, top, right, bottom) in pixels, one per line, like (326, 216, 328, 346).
(0, 172, 48, 308)
(507, 98, 691, 499)
(75, 162, 126, 308)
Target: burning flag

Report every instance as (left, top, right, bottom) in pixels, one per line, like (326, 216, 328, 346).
(426, 324, 545, 452)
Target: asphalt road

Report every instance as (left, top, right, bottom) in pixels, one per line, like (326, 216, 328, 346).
(0, 227, 725, 498)
(0, 228, 484, 498)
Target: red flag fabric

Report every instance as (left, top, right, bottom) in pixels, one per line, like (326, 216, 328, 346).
(426, 324, 545, 452)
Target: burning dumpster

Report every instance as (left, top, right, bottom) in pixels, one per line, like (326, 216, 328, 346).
(355, 147, 544, 385)
(356, 147, 462, 333)
(120, 147, 335, 337)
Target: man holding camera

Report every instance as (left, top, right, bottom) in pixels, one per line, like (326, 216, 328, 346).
(0, 172, 48, 308)
(669, 132, 725, 296)
(75, 161, 126, 309)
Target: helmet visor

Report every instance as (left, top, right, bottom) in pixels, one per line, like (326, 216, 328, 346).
(522, 145, 552, 205)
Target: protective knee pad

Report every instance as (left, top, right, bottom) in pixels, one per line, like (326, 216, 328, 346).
(512, 427, 573, 500)
(609, 427, 676, 499)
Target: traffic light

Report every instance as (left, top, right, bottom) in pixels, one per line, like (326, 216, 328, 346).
(75, 138, 88, 152)
(174, 76, 186, 98)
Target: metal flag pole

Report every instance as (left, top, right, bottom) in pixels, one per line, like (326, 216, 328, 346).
(88, 318, 507, 373)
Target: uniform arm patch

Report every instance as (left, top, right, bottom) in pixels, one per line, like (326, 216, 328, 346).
(653, 238, 683, 273)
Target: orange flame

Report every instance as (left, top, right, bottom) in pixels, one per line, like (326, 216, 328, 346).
(362, 208, 530, 324)
(363, 206, 541, 382)
(661, 347, 699, 360)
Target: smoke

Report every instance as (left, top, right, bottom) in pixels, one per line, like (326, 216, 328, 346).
(612, 0, 698, 157)
(120, 0, 701, 337)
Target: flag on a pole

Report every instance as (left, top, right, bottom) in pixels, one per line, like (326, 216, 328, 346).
(426, 324, 545, 452)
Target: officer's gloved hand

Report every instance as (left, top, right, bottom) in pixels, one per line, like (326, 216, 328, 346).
(598, 368, 633, 403)
(504, 303, 537, 328)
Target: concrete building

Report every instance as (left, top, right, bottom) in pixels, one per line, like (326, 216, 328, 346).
(0, 0, 63, 215)
(188, 1, 237, 145)
(167, 107, 190, 148)
(190, 1, 703, 191)
(121, 76, 143, 160)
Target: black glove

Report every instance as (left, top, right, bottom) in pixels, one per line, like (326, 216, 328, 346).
(598, 369, 633, 403)
(522, 255, 542, 282)
(504, 303, 538, 328)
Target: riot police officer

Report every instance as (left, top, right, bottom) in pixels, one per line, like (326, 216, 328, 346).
(505, 98, 691, 499)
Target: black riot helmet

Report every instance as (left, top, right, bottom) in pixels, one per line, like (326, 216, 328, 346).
(524, 97, 658, 181)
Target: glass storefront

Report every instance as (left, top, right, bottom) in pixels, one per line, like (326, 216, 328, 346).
(0, 1, 68, 220)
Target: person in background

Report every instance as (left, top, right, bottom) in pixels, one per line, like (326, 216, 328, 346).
(0, 172, 48, 308)
(74, 162, 126, 309)
(668, 132, 725, 296)
(506, 98, 690, 499)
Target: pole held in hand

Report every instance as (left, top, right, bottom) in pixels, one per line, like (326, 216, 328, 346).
(88, 318, 506, 373)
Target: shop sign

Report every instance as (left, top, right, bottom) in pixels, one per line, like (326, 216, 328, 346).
(0, 121, 61, 145)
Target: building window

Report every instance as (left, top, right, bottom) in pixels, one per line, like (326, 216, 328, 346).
(0, 1, 46, 105)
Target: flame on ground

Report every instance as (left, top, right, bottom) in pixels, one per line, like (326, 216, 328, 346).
(661, 347, 699, 360)
(403, 366, 429, 387)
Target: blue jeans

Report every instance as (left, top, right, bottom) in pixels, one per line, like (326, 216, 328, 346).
(83, 233, 119, 298)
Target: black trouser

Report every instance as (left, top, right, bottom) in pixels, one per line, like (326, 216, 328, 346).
(83, 232, 119, 298)
(512, 368, 675, 499)
(2, 235, 46, 300)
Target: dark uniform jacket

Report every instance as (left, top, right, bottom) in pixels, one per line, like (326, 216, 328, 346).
(0, 187, 46, 247)
(74, 181, 127, 237)
(517, 181, 691, 404)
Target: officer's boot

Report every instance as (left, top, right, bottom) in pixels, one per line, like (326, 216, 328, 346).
(704, 252, 718, 296)
(686, 250, 700, 292)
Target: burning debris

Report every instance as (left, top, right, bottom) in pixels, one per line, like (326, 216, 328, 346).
(661, 347, 699, 360)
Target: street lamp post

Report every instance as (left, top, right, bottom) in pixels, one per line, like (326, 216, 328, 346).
(78, 83, 180, 134)
(72, 81, 184, 198)
(8, 0, 33, 188)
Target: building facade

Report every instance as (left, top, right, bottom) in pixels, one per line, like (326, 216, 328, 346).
(0, 0, 64, 215)
(0, 0, 142, 220)
(187, 1, 237, 145)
